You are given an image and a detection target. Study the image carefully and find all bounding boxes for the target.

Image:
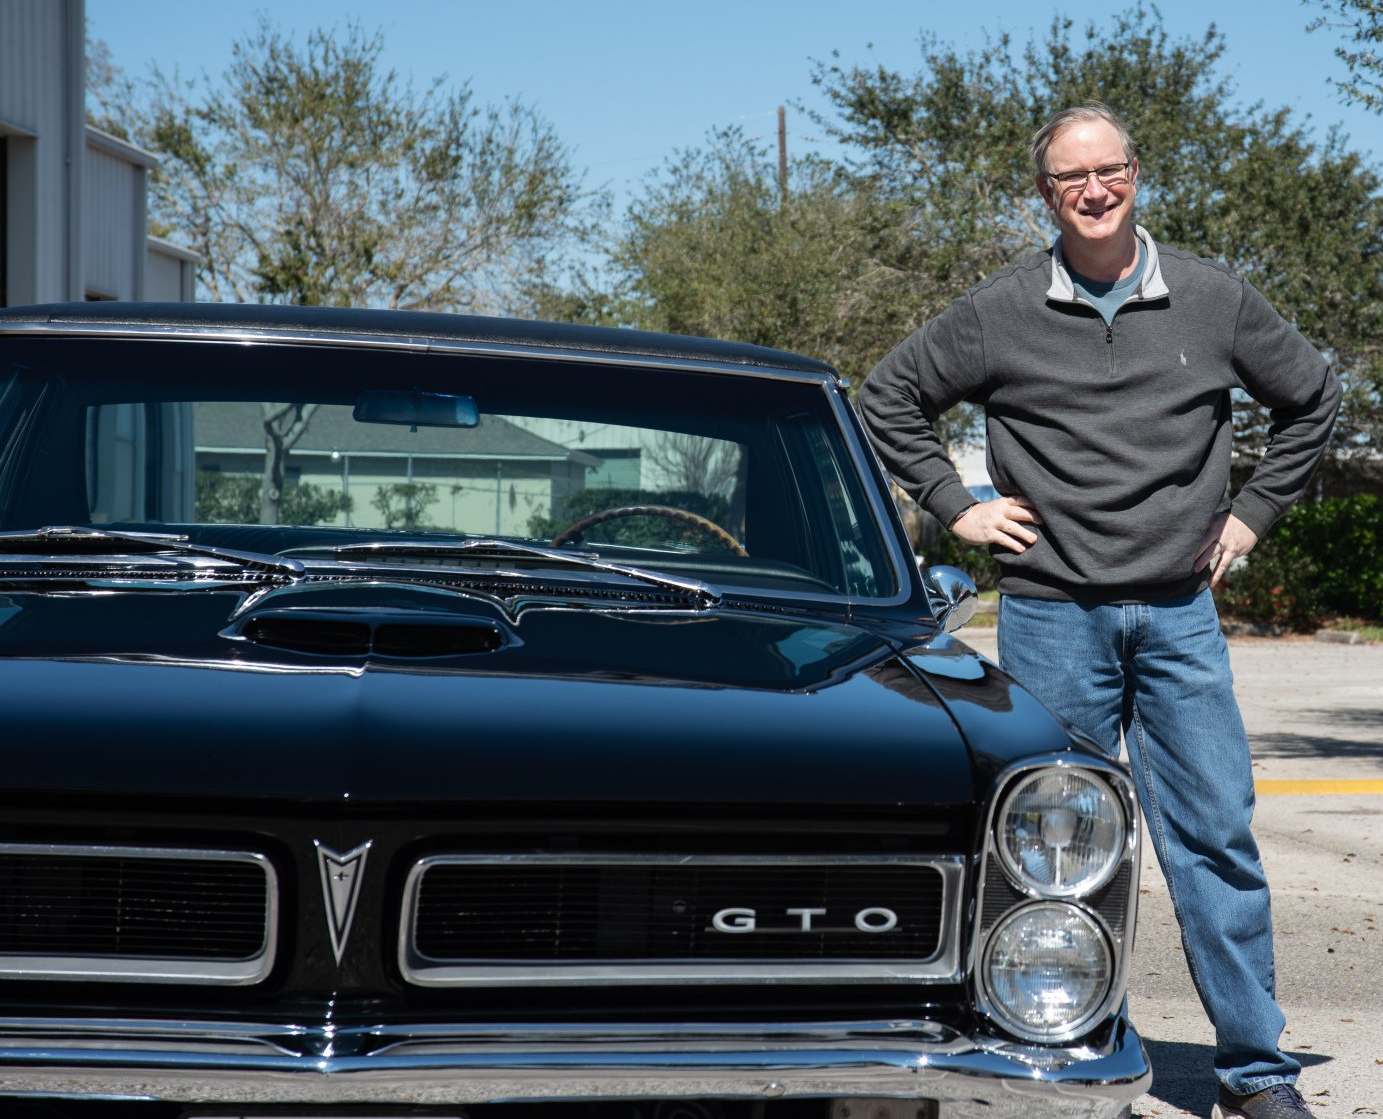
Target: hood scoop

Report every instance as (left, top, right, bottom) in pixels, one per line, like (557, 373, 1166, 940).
(226, 610, 506, 659)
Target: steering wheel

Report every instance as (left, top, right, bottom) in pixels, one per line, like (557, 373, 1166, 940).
(551, 504, 748, 556)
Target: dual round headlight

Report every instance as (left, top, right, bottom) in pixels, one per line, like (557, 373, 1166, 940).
(997, 769, 1126, 897)
(983, 903, 1113, 1039)
(982, 768, 1129, 1040)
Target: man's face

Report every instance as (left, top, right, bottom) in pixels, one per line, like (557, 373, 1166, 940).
(1036, 118, 1138, 253)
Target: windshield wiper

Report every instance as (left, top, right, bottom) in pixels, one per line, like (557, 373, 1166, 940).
(0, 527, 305, 580)
(332, 538, 722, 607)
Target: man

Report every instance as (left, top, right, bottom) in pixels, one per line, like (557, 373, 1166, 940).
(859, 102, 1341, 1119)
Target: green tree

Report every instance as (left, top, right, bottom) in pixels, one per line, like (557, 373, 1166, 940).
(611, 130, 850, 351)
(85, 29, 133, 139)
(1156, 114, 1383, 476)
(554, 128, 963, 439)
(1309, 0, 1383, 114)
(811, 10, 1254, 296)
(810, 5, 1383, 480)
(135, 17, 592, 311)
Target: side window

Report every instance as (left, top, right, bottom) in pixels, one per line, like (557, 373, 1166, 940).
(0, 371, 25, 485)
(86, 403, 196, 525)
(0, 368, 57, 527)
(777, 415, 895, 597)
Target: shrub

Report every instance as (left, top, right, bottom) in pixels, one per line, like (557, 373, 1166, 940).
(1217, 495, 1383, 628)
(1214, 541, 1323, 631)
(917, 495, 1381, 627)
(372, 481, 439, 530)
(1279, 494, 1383, 618)
(196, 471, 352, 526)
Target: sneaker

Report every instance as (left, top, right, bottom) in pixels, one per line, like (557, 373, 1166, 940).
(1211, 1083, 1312, 1119)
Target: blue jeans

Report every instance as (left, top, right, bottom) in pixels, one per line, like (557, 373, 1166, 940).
(998, 591, 1297, 1096)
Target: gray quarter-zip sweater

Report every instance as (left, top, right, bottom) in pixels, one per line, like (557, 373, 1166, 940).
(859, 227, 1342, 602)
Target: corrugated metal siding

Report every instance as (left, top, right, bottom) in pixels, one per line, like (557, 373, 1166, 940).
(84, 143, 141, 297)
(147, 245, 195, 302)
(0, 0, 65, 133)
(4, 1, 190, 307)
(0, 0, 78, 302)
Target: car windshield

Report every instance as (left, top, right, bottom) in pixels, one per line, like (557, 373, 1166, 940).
(0, 335, 901, 600)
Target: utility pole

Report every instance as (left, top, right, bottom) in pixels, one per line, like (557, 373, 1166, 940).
(777, 105, 788, 206)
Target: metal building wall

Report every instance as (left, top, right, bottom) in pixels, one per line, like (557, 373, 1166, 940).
(147, 237, 199, 302)
(84, 130, 154, 299)
(0, 0, 85, 304)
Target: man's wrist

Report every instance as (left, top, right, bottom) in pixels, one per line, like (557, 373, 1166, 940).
(947, 503, 977, 531)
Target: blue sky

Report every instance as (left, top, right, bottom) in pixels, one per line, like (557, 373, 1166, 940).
(89, 0, 1381, 216)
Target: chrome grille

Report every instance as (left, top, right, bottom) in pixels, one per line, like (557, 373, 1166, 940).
(400, 855, 964, 986)
(0, 844, 277, 985)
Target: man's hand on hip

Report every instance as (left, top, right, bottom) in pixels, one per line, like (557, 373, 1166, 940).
(1195, 512, 1259, 589)
(951, 496, 1043, 554)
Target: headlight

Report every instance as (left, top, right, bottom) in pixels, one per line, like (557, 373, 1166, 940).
(983, 903, 1112, 1039)
(997, 769, 1125, 897)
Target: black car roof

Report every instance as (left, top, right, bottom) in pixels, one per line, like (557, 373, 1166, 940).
(0, 302, 838, 380)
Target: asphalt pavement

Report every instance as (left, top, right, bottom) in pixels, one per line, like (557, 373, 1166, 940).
(961, 628, 1383, 1118)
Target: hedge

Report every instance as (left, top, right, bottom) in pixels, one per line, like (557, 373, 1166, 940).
(1216, 494, 1383, 630)
(920, 494, 1383, 630)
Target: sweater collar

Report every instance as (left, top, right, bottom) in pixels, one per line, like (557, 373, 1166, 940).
(1047, 225, 1169, 304)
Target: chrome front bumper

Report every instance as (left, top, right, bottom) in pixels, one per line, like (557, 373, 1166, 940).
(0, 1016, 1149, 1119)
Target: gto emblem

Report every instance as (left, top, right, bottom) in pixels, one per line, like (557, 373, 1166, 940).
(709, 906, 899, 934)
(315, 840, 372, 964)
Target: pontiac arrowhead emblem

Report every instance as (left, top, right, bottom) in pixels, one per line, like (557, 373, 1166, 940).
(315, 840, 372, 964)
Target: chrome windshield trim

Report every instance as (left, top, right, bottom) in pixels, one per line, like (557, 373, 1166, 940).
(0, 844, 278, 986)
(398, 854, 966, 987)
(0, 319, 843, 385)
(0, 1014, 1150, 1117)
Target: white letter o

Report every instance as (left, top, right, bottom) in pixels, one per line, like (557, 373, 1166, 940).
(854, 907, 898, 933)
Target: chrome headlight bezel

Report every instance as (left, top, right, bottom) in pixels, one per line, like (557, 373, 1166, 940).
(972, 756, 1141, 1044)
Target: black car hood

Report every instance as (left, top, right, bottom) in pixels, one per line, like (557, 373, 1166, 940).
(0, 585, 1071, 806)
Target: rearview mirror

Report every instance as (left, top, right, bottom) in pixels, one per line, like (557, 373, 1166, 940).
(353, 390, 479, 429)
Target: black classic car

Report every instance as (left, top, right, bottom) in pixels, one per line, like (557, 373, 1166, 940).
(0, 303, 1149, 1119)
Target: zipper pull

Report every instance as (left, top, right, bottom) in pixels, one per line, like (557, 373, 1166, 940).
(1106, 324, 1113, 344)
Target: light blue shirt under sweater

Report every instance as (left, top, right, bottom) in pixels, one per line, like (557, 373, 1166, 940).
(1068, 239, 1148, 325)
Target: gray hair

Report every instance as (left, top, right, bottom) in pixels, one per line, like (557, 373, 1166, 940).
(1030, 102, 1137, 175)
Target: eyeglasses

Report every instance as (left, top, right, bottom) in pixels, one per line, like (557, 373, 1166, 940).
(1045, 162, 1131, 190)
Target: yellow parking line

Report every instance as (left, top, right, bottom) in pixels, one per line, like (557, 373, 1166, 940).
(1255, 779, 1383, 795)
